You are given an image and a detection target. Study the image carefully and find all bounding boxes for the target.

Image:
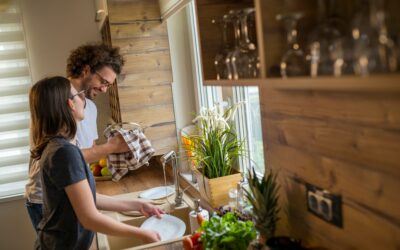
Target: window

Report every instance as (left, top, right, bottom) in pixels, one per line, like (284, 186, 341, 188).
(186, 3, 265, 175)
(0, 4, 31, 199)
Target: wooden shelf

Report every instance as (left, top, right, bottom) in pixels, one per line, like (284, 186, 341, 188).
(203, 79, 261, 86)
(204, 75, 400, 92)
(265, 75, 400, 92)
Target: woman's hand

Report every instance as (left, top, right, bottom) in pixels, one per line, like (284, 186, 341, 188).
(140, 229, 161, 243)
(139, 202, 164, 218)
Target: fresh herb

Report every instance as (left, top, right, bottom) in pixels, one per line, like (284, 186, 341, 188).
(215, 206, 253, 222)
(199, 212, 256, 250)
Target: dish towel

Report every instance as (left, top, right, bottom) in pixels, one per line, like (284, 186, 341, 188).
(104, 127, 155, 182)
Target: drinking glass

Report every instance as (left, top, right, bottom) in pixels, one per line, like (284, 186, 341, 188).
(231, 8, 259, 79)
(352, 0, 398, 75)
(277, 13, 307, 77)
(226, 10, 242, 80)
(307, 0, 348, 77)
(213, 14, 234, 80)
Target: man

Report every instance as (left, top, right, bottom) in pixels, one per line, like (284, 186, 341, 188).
(25, 44, 162, 233)
(66, 43, 128, 161)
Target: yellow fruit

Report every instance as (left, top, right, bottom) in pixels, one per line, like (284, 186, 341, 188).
(99, 158, 107, 168)
(101, 167, 111, 176)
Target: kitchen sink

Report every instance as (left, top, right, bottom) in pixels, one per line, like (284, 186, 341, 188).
(106, 206, 191, 250)
(97, 191, 195, 250)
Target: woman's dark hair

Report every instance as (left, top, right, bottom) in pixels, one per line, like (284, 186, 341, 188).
(66, 43, 125, 78)
(30, 76, 77, 160)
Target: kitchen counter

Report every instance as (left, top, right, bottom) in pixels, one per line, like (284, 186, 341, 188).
(96, 158, 169, 196)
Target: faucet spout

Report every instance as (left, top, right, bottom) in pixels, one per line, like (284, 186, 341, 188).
(160, 151, 183, 206)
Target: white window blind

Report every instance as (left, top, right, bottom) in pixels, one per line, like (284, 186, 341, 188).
(0, 3, 31, 199)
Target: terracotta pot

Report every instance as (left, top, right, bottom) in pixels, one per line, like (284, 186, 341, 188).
(194, 169, 242, 208)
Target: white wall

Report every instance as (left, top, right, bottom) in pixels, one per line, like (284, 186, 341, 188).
(0, 1, 103, 249)
(20, 0, 112, 144)
(167, 7, 196, 133)
(166, 7, 197, 171)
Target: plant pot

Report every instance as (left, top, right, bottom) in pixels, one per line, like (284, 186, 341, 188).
(194, 169, 242, 208)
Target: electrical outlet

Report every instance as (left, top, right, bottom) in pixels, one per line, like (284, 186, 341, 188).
(306, 183, 343, 228)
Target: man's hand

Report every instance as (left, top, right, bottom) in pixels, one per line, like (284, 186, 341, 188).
(108, 134, 129, 153)
(139, 202, 164, 219)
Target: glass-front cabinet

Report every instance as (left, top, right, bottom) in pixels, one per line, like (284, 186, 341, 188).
(193, 0, 400, 89)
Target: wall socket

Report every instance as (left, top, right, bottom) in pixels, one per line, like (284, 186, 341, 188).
(306, 183, 343, 228)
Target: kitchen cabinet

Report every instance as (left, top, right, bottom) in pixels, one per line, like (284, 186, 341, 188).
(101, 0, 177, 155)
(193, 0, 400, 249)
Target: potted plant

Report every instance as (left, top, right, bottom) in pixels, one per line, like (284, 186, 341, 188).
(244, 168, 280, 245)
(184, 102, 245, 207)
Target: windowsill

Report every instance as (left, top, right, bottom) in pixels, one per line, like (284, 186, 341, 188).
(0, 193, 24, 203)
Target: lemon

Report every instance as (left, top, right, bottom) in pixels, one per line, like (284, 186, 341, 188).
(99, 158, 107, 168)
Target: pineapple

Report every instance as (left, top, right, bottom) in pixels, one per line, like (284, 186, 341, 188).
(244, 168, 280, 240)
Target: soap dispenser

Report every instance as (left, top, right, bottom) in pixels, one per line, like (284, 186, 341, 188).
(189, 199, 209, 234)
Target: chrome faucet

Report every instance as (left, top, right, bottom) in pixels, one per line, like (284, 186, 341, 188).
(160, 151, 183, 206)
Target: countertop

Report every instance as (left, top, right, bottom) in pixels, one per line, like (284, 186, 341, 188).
(96, 158, 169, 196)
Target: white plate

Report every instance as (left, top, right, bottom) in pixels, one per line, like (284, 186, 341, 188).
(138, 186, 175, 200)
(140, 214, 186, 241)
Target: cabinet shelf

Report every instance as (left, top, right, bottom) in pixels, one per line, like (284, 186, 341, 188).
(204, 75, 400, 92)
(195, 0, 400, 92)
(266, 75, 400, 92)
(203, 79, 261, 86)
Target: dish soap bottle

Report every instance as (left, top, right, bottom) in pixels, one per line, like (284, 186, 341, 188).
(189, 199, 209, 234)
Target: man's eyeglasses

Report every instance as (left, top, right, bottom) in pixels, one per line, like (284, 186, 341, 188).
(95, 71, 113, 88)
(69, 89, 87, 108)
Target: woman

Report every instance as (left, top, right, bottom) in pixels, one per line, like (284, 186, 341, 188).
(29, 76, 161, 249)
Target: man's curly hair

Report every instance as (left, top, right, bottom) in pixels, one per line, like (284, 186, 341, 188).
(66, 43, 125, 78)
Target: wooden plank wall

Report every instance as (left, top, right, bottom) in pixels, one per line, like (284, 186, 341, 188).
(260, 85, 400, 249)
(106, 0, 177, 155)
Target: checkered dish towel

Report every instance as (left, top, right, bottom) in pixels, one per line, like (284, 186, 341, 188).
(104, 127, 155, 182)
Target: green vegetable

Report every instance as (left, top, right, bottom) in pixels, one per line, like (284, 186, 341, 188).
(199, 212, 256, 250)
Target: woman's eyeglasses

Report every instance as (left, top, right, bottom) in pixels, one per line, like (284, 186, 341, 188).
(95, 71, 113, 88)
(69, 89, 87, 108)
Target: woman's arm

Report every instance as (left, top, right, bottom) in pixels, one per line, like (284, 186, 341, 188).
(96, 193, 163, 218)
(65, 180, 160, 243)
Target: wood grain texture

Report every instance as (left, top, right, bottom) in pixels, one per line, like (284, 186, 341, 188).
(113, 36, 170, 55)
(107, 0, 161, 22)
(96, 157, 170, 196)
(121, 104, 175, 128)
(118, 84, 173, 109)
(260, 82, 400, 249)
(110, 21, 168, 40)
(105, 0, 177, 155)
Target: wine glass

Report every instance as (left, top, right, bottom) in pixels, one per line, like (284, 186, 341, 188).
(352, 0, 398, 75)
(226, 10, 242, 80)
(307, 0, 347, 77)
(277, 13, 307, 78)
(213, 15, 234, 80)
(230, 8, 259, 79)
